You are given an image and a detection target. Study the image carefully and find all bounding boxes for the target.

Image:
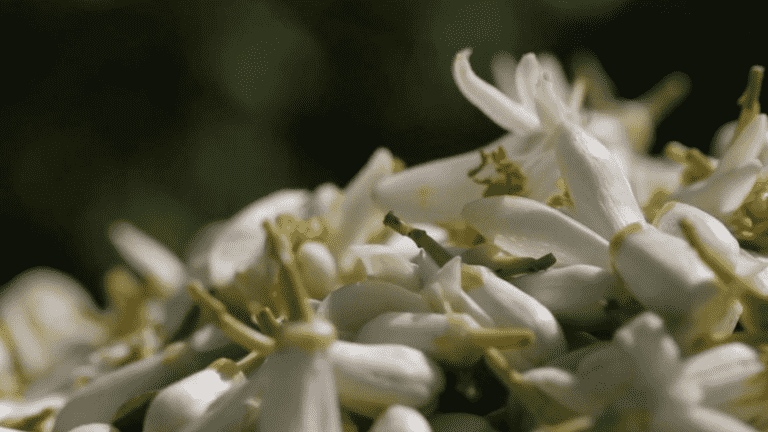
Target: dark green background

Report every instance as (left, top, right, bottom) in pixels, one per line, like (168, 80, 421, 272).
(1, 0, 764, 304)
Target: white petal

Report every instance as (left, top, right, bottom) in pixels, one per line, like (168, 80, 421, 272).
(109, 221, 187, 297)
(317, 280, 431, 339)
(422, 256, 495, 327)
(347, 245, 420, 291)
(52, 325, 235, 431)
(538, 53, 571, 106)
(712, 120, 738, 158)
(681, 342, 763, 407)
(373, 133, 537, 223)
(534, 72, 572, 130)
(671, 162, 761, 220)
(627, 153, 683, 208)
(207, 189, 310, 287)
(511, 264, 616, 327)
(370, 405, 432, 432)
(610, 224, 721, 346)
(329, 341, 444, 418)
(553, 122, 646, 239)
(521, 367, 590, 414)
(462, 265, 567, 368)
(258, 347, 342, 432)
(612, 312, 682, 387)
(718, 114, 768, 174)
(143, 365, 247, 432)
(453, 49, 540, 133)
(462, 196, 610, 269)
(296, 241, 339, 298)
(653, 201, 742, 263)
(309, 182, 343, 219)
(332, 148, 394, 270)
(515, 53, 541, 115)
(491, 51, 518, 100)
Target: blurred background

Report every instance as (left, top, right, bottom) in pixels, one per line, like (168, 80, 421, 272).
(1, 0, 765, 303)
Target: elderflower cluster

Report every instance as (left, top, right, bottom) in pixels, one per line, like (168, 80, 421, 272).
(3, 47, 768, 432)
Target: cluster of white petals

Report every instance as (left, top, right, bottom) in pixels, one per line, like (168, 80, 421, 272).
(3, 46, 768, 432)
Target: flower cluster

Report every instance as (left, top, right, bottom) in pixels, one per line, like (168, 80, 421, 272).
(3, 47, 768, 432)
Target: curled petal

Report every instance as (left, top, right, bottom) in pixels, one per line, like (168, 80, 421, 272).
(453, 48, 540, 133)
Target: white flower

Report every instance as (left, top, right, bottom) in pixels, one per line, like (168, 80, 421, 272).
(373, 49, 579, 224)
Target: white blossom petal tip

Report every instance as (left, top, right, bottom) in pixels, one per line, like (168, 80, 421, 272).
(453, 48, 541, 133)
(108, 220, 187, 297)
(671, 161, 761, 220)
(718, 113, 768, 175)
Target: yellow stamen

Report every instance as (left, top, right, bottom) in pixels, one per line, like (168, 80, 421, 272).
(105, 265, 146, 337)
(383, 212, 453, 267)
(252, 306, 281, 338)
(546, 178, 575, 210)
(608, 222, 644, 259)
(468, 146, 528, 198)
(639, 72, 691, 122)
(679, 218, 768, 344)
(186, 281, 275, 354)
(235, 351, 267, 375)
(495, 253, 557, 279)
(663, 142, 715, 185)
(0, 406, 56, 432)
(263, 220, 314, 322)
(437, 221, 485, 248)
(643, 188, 672, 223)
(568, 77, 588, 114)
(460, 264, 485, 292)
(536, 416, 594, 432)
(0, 323, 24, 399)
(391, 157, 406, 173)
(466, 326, 535, 350)
(730, 177, 768, 253)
